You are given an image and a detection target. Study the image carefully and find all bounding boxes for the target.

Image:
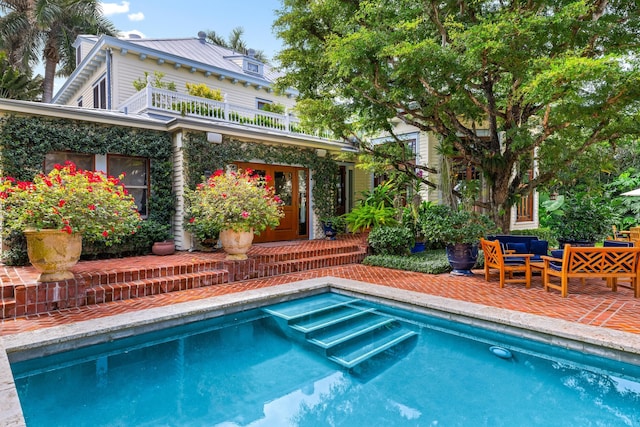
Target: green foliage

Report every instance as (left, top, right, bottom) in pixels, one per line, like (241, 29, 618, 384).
(367, 225, 414, 256)
(182, 133, 339, 224)
(543, 193, 613, 242)
(185, 82, 223, 100)
(420, 205, 498, 245)
(604, 169, 640, 229)
(363, 249, 451, 274)
(343, 203, 398, 233)
(0, 115, 174, 263)
(0, 52, 42, 101)
(133, 71, 177, 91)
(261, 103, 286, 114)
(274, 0, 640, 231)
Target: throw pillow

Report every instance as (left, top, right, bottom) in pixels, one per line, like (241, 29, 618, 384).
(507, 242, 528, 254)
(529, 240, 549, 255)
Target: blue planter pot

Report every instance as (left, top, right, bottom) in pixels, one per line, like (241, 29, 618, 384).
(411, 242, 426, 253)
(322, 222, 338, 240)
(446, 243, 478, 276)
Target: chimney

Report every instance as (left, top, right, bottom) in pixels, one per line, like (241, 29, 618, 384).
(197, 31, 206, 44)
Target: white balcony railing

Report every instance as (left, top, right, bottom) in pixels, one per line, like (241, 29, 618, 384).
(118, 87, 335, 141)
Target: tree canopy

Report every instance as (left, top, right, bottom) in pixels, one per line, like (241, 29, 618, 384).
(274, 0, 640, 230)
(0, 0, 117, 102)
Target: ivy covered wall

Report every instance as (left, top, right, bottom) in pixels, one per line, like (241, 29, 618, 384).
(182, 133, 341, 221)
(0, 114, 174, 263)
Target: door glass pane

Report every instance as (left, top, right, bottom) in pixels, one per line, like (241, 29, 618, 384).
(275, 171, 292, 206)
(298, 170, 307, 235)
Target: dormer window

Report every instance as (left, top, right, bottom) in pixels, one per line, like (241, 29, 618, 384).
(245, 60, 262, 76)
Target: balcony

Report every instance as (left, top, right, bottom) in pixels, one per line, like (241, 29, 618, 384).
(118, 86, 336, 141)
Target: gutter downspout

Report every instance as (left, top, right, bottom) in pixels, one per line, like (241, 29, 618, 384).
(106, 48, 112, 110)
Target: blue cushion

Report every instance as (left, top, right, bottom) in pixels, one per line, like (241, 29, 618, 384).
(551, 250, 564, 259)
(550, 262, 563, 271)
(507, 242, 528, 254)
(529, 240, 548, 255)
(603, 240, 634, 248)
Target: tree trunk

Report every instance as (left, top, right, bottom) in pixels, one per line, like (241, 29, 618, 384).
(42, 56, 57, 103)
(489, 171, 513, 233)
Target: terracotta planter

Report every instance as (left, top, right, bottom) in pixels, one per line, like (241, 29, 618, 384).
(24, 229, 82, 282)
(219, 228, 254, 260)
(152, 240, 175, 256)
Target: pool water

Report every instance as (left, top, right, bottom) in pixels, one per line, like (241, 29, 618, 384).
(11, 293, 640, 426)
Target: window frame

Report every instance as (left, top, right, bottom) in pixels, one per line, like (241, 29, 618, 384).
(93, 75, 107, 109)
(107, 154, 150, 218)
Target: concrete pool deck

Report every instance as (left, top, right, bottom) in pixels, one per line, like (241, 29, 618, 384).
(2, 272, 640, 426)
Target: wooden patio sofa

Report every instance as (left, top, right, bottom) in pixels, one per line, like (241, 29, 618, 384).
(541, 244, 640, 298)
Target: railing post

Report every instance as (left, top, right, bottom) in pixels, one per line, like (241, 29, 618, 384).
(224, 93, 229, 121)
(146, 81, 153, 108)
(285, 108, 290, 133)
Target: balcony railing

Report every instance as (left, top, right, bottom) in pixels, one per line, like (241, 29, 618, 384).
(118, 87, 336, 141)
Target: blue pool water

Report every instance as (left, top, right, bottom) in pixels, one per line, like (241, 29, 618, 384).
(11, 293, 640, 426)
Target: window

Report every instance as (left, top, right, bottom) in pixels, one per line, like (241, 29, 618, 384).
(107, 155, 149, 217)
(77, 97, 83, 107)
(75, 45, 81, 66)
(256, 99, 271, 110)
(516, 169, 534, 222)
(93, 76, 106, 109)
(246, 61, 260, 74)
(44, 152, 93, 173)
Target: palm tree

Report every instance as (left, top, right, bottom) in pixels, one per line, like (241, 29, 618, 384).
(0, 50, 42, 100)
(0, 0, 117, 102)
(206, 26, 269, 64)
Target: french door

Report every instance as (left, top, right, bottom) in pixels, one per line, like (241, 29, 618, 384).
(235, 163, 309, 242)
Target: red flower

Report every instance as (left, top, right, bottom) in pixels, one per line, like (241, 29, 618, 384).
(61, 225, 73, 234)
(213, 169, 224, 177)
(102, 230, 109, 237)
(189, 217, 195, 223)
(58, 199, 66, 207)
(265, 175, 273, 182)
(88, 204, 96, 211)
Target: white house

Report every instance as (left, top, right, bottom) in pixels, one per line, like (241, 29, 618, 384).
(49, 32, 361, 249)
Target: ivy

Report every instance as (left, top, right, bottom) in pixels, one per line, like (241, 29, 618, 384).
(0, 115, 174, 263)
(182, 132, 340, 220)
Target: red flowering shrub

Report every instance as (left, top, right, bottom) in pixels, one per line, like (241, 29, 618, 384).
(184, 168, 283, 240)
(0, 161, 141, 245)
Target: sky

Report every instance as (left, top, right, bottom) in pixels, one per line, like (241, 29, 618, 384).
(99, 0, 285, 61)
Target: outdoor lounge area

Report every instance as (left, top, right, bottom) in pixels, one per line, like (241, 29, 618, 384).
(2, 236, 640, 337)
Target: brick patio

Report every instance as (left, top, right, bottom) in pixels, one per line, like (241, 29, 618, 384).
(1, 237, 640, 336)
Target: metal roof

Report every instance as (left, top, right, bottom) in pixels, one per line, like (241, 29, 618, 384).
(52, 34, 291, 105)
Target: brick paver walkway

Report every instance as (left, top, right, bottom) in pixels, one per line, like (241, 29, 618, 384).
(2, 262, 640, 336)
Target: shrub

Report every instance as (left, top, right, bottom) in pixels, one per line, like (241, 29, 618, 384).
(367, 225, 414, 255)
(185, 83, 223, 100)
(363, 249, 451, 274)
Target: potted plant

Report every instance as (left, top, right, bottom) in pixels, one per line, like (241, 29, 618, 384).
(543, 193, 613, 247)
(0, 162, 141, 281)
(184, 168, 284, 260)
(319, 215, 346, 240)
(342, 202, 398, 233)
(421, 205, 498, 275)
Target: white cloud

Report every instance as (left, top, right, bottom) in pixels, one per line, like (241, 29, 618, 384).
(128, 12, 145, 22)
(100, 1, 130, 16)
(117, 29, 145, 39)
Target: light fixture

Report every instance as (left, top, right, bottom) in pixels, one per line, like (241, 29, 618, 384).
(315, 149, 327, 158)
(207, 132, 222, 143)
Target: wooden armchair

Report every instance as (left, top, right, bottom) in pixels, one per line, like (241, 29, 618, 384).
(480, 238, 533, 288)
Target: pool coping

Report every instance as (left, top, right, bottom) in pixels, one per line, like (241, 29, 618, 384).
(2, 276, 640, 426)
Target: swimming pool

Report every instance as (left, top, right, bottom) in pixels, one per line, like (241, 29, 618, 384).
(7, 282, 640, 426)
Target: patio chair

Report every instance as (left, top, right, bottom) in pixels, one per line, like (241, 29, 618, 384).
(480, 238, 532, 289)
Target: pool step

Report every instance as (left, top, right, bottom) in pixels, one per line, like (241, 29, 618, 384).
(263, 294, 417, 369)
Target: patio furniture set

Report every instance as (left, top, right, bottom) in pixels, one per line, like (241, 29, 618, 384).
(480, 235, 640, 298)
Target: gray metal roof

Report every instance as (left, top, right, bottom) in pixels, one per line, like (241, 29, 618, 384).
(53, 34, 290, 105)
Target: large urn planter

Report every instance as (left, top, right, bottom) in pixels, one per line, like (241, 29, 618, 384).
(219, 228, 254, 260)
(446, 242, 479, 276)
(24, 229, 82, 282)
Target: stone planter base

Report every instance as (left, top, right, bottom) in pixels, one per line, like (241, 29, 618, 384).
(219, 229, 254, 260)
(24, 229, 82, 282)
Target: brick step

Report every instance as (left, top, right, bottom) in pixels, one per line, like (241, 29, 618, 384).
(77, 259, 226, 287)
(256, 250, 367, 278)
(1, 298, 16, 319)
(251, 244, 364, 264)
(85, 269, 229, 305)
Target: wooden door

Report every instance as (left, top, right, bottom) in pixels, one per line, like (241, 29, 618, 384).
(235, 163, 309, 242)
